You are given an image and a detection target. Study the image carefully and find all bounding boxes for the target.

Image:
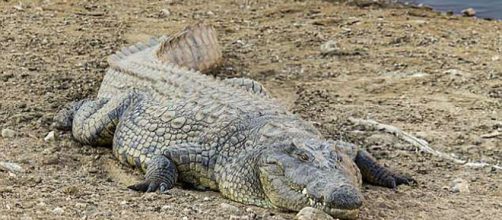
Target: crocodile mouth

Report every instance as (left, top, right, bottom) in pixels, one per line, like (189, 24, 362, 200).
(267, 180, 360, 219)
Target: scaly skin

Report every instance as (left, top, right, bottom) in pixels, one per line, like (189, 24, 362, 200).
(54, 24, 414, 219)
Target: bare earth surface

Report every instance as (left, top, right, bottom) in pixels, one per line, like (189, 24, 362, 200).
(0, 0, 501, 219)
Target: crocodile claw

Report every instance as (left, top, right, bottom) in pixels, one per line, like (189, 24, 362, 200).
(389, 174, 416, 189)
(128, 181, 171, 194)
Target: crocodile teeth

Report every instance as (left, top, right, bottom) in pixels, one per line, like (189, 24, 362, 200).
(308, 198, 315, 206)
(315, 201, 322, 208)
(302, 188, 307, 195)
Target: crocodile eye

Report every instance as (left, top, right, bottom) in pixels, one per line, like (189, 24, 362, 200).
(297, 152, 310, 162)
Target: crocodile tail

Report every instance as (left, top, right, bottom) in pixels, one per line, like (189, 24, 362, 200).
(108, 36, 166, 64)
(156, 23, 223, 73)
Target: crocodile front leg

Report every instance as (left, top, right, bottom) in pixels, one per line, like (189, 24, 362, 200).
(332, 140, 415, 188)
(355, 150, 415, 188)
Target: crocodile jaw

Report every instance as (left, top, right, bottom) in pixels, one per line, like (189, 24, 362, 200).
(324, 207, 360, 219)
(303, 188, 360, 219)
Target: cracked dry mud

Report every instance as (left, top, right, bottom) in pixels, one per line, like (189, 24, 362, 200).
(0, 0, 501, 219)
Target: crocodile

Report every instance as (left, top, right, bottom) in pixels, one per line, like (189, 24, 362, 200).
(54, 24, 414, 219)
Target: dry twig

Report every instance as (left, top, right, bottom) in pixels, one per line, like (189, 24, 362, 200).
(348, 117, 502, 170)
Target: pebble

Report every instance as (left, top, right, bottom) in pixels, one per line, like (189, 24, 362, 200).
(444, 69, 470, 78)
(461, 8, 476, 17)
(295, 207, 334, 220)
(1, 128, 16, 138)
(0, 161, 25, 173)
(220, 202, 240, 214)
(320, 40, 340, 56)
(75, 202, 87, 209)
(30, 176, 42, 184)
(43, 155, 59, 165)
(230, 215, 251, 220)
(52, 207, 64, 215)
(203, 196, 210, 201)
(450, 178, 470, 193)
(13, 4, 23, 11)
(44, 131, 56, 142)
(160, 9, 171, 18)
(161, 205, 172, 211)
(0, 186, 14, 193)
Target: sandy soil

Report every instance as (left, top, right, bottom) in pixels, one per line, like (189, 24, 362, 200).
(0, 0, 501, 219)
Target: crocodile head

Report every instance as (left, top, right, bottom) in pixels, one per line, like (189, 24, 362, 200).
(258, 139, 363, 219)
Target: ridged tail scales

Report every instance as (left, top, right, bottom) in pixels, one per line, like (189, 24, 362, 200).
(98, 23, 223, 99)
(156, 23, 223, 73)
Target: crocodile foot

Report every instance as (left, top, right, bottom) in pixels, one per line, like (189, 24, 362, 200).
(53, 100, 89, 131)
(128, 180, 172, 193)
(128, 155, 178, 193)
(355, 150, 416, 188)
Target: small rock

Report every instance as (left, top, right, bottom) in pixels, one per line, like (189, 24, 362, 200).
(461, 8, 476, 17)
(220, 202, 240, 214)
(295, 207, 334, 220)
(20, 216, 32, 220)
(0, 186, 14, 193)
(159, 9, 171, 18)
(87, 167, 99, 174)
(44, 131, 56, 142)
(203, 196, 210, 201)
(206, 11, 215, 16)
(30, 176, 42, 185)
(320, 40, 339, 56)
(0, 161, 25, 173)
(450, 178, 470, 193)
(13, 4, 24, 11)
(75, 202, 87, 209)
(230, 215, 251, 220)
(119, 200, 127, 205)
(492, 55, 500, 61)
(52, 207, 64, 215)
(62, 186, 79, 195)
(182, 217, 188, 220)
(182, 207, 191, 213)
(444, 69, 470, 77)
(412, 20, 427, 25)
(1, 128, 16, 138)
(43, 155, 59, 165)
(161, 205, 172, 211)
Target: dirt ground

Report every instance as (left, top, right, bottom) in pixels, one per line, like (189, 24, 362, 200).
(0, 0, 501, 219)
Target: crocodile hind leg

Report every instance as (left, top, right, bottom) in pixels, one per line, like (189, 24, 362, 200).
(54, 92, 143, 146)
(332, 140, 415, 188)
(53, 99, 91, 131)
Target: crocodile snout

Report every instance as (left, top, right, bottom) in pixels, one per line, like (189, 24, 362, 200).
(326, 185, 363, 210)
